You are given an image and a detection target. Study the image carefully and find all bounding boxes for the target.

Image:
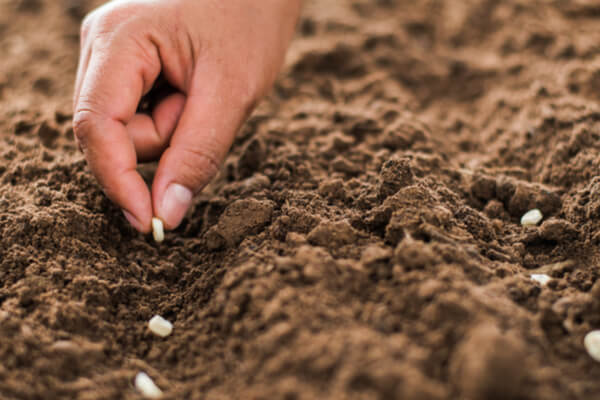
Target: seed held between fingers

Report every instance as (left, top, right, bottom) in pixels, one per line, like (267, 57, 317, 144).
(152, 217, 164, 243)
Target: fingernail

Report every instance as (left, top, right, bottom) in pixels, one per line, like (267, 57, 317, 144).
(160, 183, 193, 228)
(122, 209, 144, 232)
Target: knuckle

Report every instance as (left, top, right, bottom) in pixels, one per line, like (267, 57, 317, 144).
(234, 76, 262, 117)
(179, 147, 221, 189)
(239, 86, 259, 114)
(80, 1, 158, 39)
(186, 147, 220, 174)
(72, 109, 97, 146)
(80, 14, 93, 38)
(96, 6, 126, 27)
(96, 3, 152, 34)
(85, 5, 133, 39)
(219, 64, 261, 115)
(83, 5, 158, 56)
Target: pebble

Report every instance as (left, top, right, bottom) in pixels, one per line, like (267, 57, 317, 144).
(584, 330, 600, 362)
(152, 218, 164, 243)
(135, 372, 163, 399)
(148, 315, 173, 338)
(521, 209, 543, 226)
(530, 274, 551, 286)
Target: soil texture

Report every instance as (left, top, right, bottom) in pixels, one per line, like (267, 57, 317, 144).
(2, 0, 600, 399)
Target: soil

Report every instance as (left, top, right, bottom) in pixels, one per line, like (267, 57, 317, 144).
(2, 0, 600, 399)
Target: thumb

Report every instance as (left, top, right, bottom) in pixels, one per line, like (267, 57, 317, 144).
(152, 71, 255, 229)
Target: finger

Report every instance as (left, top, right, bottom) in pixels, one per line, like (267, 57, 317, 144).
(152, 73, 255, 229)
(127, 92, 186, 161)
(74, 39, 161, 233)
(79, 116, 153, 233)
(74, 16, 91, 108)
(74, 44, 92, 110)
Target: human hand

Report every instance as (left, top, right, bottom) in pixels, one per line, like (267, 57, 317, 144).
(73, 0, 301, 233)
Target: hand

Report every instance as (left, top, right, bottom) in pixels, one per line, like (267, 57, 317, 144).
(73, 0, 301, 233)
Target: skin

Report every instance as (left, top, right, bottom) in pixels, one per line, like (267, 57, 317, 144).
(73, 0, 302, 233)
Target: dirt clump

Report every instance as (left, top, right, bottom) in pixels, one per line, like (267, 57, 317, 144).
(2, 0, 600, 399)
(205, 198, 275, 249)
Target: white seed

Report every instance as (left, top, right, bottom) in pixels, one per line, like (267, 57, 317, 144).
(135, 372, 163, 399)
(530, 274, 551, 286)
(584, 330, 600, 362)
(152, 218, 164, 243)
(148, 315, 173, 338)
(521, 209, 543, 226)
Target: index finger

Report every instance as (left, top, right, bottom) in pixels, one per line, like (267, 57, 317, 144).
(74, 41, 161, 233)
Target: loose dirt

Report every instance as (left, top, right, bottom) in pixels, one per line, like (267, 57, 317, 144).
(2, 0, 600, 399)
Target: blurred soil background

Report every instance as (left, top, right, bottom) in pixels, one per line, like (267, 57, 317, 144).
(2, 0, 600, 399)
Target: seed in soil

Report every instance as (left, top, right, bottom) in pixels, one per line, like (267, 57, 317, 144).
(135, 372, 163, 399)
(530, 274, 551, 285)
(148, 315, 173, 338)
(152, 218, 164, 243)
(585, 331, 600, 362)
(521, 209, 543, 226)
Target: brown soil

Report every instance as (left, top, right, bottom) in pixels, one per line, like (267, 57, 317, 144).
(2, 0, 600, 399)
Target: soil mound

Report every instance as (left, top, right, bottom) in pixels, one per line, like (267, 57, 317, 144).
(1, 0, 600, 399)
